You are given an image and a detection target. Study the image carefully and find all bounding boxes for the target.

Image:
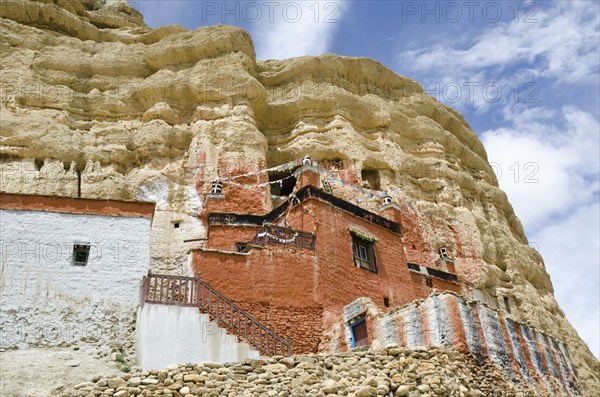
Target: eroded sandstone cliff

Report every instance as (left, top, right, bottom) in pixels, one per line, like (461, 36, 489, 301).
(0, 0, 598, 394)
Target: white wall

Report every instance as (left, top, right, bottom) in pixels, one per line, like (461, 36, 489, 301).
(0, 209, 151, 302)
(0, 209, 152, 349)
(137, 304, 259, 370)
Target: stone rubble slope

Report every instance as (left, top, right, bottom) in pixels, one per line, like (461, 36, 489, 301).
(53, 346, 539, 397)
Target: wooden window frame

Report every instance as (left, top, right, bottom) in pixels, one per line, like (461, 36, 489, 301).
(351, 234, 378, 274)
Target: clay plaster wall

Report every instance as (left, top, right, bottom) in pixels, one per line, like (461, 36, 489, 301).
(0, 207, 152, 351)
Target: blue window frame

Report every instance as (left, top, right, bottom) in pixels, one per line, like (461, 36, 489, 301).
(349, 313, 368, 348)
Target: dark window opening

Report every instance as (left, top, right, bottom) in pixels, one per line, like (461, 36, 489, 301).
(425, 267, 458, 282)
(383, 297, 390, 308)
(235, 242, 249, 253)
(426, 278, 433, 288)
(361, 169, 381, 190)
(34, 158, 44, 171)
(503, 296, 511, 313)
(350, 316, 368, 348)
(268, 169, 297, 197)
(173, 222, 180, 229)
(72, 244, 90, 266)
(351, 234, 377, 273)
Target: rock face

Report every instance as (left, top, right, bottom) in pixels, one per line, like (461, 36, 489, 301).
(0, 0, 598, 395)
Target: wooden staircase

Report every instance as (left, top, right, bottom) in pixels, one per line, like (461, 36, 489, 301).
(140, 271, 292, 357)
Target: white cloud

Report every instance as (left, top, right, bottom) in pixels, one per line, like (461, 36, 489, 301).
(251, 1, 348, 60)
(392, 0, 600, 363)
(399, 1, 599, 84)
(482, 106, 599, 231)
(396, 1, 599, 115)
(533, 203, 600, 359)
(482, 106, 600, 359)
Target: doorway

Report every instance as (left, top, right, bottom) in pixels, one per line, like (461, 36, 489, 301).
(350, 316, 369, 347)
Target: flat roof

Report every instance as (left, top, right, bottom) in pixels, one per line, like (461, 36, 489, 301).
(0, 193, 156, 219)
(208, 185, 401, 234)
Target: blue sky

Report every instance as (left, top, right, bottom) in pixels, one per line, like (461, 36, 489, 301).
(132, 0, 600, 358)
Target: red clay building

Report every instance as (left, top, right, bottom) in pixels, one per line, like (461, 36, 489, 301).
(191, 157, 462, 354)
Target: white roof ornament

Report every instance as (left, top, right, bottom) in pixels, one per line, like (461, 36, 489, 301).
(438, 246, 456, 262)
(439, 246, 449, 258)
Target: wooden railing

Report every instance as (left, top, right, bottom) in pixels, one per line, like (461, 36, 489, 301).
(140, 271, 292, 357)
(249, 224, 315, 250)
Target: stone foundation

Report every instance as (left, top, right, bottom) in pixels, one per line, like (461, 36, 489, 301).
(53, 346, 551, 397)
(336, 293, 584, 397)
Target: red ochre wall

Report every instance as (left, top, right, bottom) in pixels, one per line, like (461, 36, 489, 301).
(192, 248, 323, 354)
(203, 173, 271, 215)
(193, 165, 464, 354)
(192, 195, 461, 354)
(205, 225, 260, 251)
(285, 199, 419, 310)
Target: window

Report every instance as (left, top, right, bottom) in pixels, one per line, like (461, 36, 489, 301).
(173, 222, 180, 229)
(351, 234, 377, 273)
(235, 242, 249, 253)
(361, 169, 380, 190)
(322, 181, 333, 194)
(383, 297, 390, 308)
(268, 169, 297, 197)
(72, 244, 90, 266)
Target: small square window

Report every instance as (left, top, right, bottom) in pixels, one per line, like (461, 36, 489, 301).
(235, 242, 249, 253)
(173, 222, 180, 229)
(439, 246, 449, 258)
(72, 244, 90, 266)
(351, 234, 377, 273)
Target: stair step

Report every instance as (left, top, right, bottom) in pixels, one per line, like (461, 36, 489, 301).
(248, 348, 261, 360)
(140, 272, 291, 361)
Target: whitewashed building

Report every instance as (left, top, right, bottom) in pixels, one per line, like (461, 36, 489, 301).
(0, 193, 155, 349)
